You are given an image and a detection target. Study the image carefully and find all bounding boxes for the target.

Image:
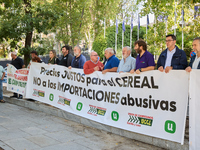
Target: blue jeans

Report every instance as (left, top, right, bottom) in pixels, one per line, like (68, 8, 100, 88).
(0, 80, 3, 100)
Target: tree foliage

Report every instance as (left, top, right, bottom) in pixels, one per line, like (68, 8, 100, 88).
(0, 0, 60, 65)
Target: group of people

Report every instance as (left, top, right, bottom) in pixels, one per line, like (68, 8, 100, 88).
(0, 34, 199, 103)
(84, 34, 200, 75)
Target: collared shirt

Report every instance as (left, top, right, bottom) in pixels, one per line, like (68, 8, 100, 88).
(136, 51, 155, 70)
(192, 55, 200, 69)
(72, 55, 81, 68)
(164, 47, 176, 69)
(104, 55, 119, 70)
(0, 65, 5, 79)
(117, 56, 136, 72)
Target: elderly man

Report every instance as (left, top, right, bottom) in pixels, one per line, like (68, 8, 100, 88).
(69, 46, 86, 69)
(8, 52, 25, 99)
(102, 48, 119, 74)
(117, 46, 136, 73)
(59, 45, 73, 67)
(157, 34, 187, 73)
(83, 51, 104, 74)
(186, 37, 200, 72)
(130, 40, 155, 74)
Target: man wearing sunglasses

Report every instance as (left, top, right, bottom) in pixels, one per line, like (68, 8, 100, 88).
(157, 34, 187, 73)
(83, 51, 104, 75)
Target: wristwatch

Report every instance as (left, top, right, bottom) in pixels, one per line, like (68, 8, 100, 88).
(139, 68, 142, 72)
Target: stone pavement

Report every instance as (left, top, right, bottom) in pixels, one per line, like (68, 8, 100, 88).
(0, 102, 164, 150)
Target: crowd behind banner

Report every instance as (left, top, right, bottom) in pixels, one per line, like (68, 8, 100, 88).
(1, 34, 199, 100)
(0, 34, 200, 148)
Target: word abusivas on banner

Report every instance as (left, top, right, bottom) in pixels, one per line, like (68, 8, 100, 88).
(24, 63, 189, 144)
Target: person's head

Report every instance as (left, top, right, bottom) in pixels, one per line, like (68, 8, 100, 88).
(90, 51, 98, 63)
(62, 45, 71, 56)
(104, 48, 114, 59)
(192, 37, 200, 53)
(134, 40, 147, 54)
(11, 52, 17, 59)
(32, 56, 41, 62)
(74, 45, 81, 57)
(49, 50, 56, 59)
(122, 46, 131, 59)
(30, 50, 38, 59)
(166, 34, 176, 50)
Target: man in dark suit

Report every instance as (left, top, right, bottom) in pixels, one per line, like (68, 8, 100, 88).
(157, 34, 188, 73)
(185, 37, 200, 72)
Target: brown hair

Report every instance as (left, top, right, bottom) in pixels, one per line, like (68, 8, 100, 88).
(32, 56, 41, 62)
(50, 50, 56, 57)
(134, 39, 147, 51)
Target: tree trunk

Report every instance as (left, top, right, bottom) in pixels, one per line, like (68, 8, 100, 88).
(24, 0, 33, 67)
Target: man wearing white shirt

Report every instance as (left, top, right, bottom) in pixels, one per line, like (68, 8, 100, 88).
(117, 46, 136, 73)
(185, 37, 200, 72)
(157, 34, 188, 73)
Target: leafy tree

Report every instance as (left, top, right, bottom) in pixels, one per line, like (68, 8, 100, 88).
(0, 0, 60, 66)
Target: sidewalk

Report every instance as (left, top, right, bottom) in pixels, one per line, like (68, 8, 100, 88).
(0, 102, 164, 150)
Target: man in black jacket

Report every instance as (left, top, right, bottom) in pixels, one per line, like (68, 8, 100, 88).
(8, 52, 25, 99)
(59, 45, 73, 67)
(157, 34, 187, 73)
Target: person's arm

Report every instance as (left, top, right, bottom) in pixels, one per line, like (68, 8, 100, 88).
(68, 55, 73, 67)
(172, 51, 188, 69)
(55, 58, 60, 64)
(135, 66, 154, 74)
(1, 72, 5, 80)
(102, 67, 118, 74)
(80, 56, 86, 69)
(83, 62, 95, 74)
(157, 55, 162, 69)
(131, 59, 136, 70)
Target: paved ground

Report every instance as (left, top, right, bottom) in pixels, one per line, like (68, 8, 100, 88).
(0, 102, 164, 150)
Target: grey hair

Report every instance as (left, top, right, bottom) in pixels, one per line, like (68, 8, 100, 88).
(11, 52, 17, 56)
(75, 45, 82, 51)
(193, 37, 200, 44)
(123, 46, 132, 53)
(90, 50, 97, 56)
(105, 48, 114, 54)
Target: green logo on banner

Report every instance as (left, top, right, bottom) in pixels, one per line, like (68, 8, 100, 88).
(49, 94, 54, 101)
(8, 78, 11, 84)
(76, 102, 83, 111)
(111, 111, 119, 121)
(165, 120, 176, 134)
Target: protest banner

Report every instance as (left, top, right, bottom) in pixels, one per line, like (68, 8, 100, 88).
(7, 64, 29, 95)
(25, 63, 189, 144)
(189, 70, 200, 150)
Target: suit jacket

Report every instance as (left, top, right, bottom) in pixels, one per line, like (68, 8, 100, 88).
(157, 45, 188, 69)
(189, 55, 200, 69)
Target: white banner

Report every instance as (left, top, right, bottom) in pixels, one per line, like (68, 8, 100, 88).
(189, 70, 200, 150)
(7, 65, 29, 95)
(25, 63, 189, 144)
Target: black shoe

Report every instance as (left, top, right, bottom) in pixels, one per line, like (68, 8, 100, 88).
(17, 95, 23, 99)
(10, 95, 18, 98)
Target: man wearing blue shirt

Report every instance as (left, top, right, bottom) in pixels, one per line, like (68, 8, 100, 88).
(117, 46, 136, 73)
(102, 48, 119, 74)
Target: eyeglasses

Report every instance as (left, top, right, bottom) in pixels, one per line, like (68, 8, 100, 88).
(91, 55, 98, 56)
(166, 40, 174, 43)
